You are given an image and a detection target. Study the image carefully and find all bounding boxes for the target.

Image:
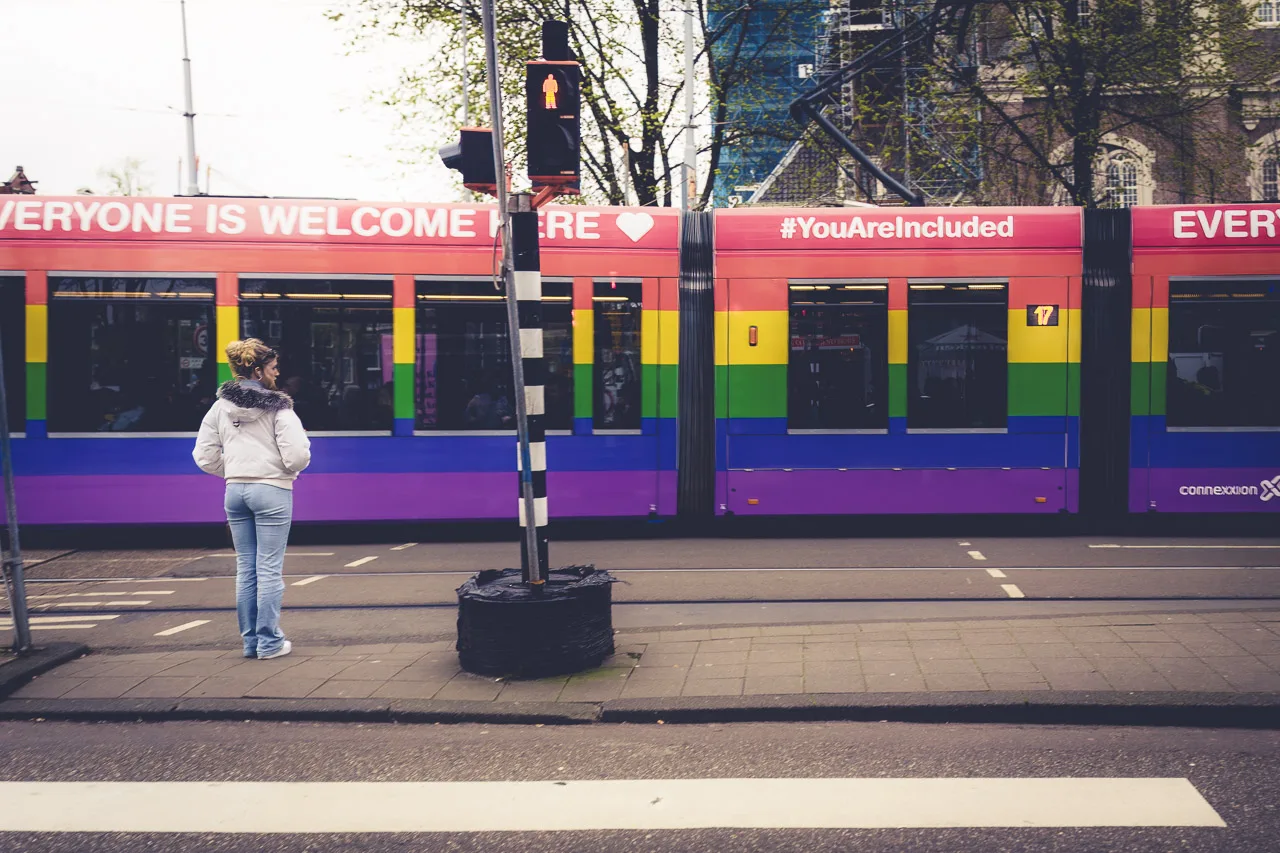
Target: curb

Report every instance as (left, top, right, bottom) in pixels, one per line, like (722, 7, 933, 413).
(0, 644, 89, 700)
(600, 691, 1280, 728)
(0, 691, 1278, 728)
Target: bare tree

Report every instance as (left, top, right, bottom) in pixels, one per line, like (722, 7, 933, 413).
(97, 157, 152, 197)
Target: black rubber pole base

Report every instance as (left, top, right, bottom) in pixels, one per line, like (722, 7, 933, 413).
(456, 565, 616, 678)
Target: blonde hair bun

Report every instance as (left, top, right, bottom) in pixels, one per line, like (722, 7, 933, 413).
(226, 338, 276, 378)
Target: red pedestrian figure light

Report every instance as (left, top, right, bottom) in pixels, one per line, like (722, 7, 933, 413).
(542, 74, 558, 109)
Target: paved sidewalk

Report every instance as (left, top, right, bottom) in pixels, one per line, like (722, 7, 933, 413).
(8, 609, 1280, 712)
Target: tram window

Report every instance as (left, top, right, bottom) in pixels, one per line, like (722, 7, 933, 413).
(788, 283, 889, 430)
(594, 280, 642, 430)
(240, 278, 393, 432)
(46, 276, 216, 432)
(1, 276, 24, 431)
(907, 282, 1008, 430)
(1167, 279, 1280, 428)
(415, 280, 573, 431)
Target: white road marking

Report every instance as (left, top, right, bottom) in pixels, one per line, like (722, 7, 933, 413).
(344, 556, 378, 568)
(53, 602, 104, 608)
(967, 551, 987, 561)
(154, 620, 212, 637)
(1090, 544, 1280, 550)
(1001, 584, 1026, 599)
(291, 576, 326, 587)
(105, 578, 207, 584)
(390, 543, 417, 551)
(32, 615, 120, 623)
(28, 625, 96, 631)
(958, 541, 971, 547)
(105, 601, 151, 606)
(0, 778, 1224, 831)
(986, 568, 1007, 579)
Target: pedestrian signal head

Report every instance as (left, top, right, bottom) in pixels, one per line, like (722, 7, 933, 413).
(526, 61, 580, 187)
(438, 127, 497, 194)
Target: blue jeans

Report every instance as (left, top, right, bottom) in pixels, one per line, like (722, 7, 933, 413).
(224, 483, 292, 657)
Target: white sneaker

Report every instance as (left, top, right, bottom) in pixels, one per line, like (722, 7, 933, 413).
(259, 640, 292, 660)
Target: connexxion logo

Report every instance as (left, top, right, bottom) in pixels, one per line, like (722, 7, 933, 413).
(1179, 476, 1280, 502)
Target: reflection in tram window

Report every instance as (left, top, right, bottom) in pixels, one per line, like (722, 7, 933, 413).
(415, 280, 573, 431)
(1, 276, 24, 431)
(594, 280, 642, 430)
(240, 278, 393, 432)
(787, 283, 889, 430)
(907, 282, 1008, 429)
(1167, 279, 1280, 428)
(46, 276, 217, 433)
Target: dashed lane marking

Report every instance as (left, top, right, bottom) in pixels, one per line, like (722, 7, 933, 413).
(1001, 584, 1026, 599)
(967, 551, 987, 561)
(390, 543, 417, 551)
(104, 578, 208, 584)
(344, 556, 378, 568)
(154, 620, 212, 637)
(291, 576, 326, 587)
(0, 778, 1225, 831)
(958, 541, 971, 547)
(986, 568, 1007, 579)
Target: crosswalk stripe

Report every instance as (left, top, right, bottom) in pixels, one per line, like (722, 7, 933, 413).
(0, 779, 1225, 832)
(155, 620, 211, 637)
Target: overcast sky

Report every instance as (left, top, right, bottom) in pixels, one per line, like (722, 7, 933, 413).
(4, 0, 458, 201)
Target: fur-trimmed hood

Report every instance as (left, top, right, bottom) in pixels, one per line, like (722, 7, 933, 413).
(216, 380, 293, 423)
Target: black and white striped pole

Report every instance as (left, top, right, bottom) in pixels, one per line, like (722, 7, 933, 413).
(509, 197, 550, 580)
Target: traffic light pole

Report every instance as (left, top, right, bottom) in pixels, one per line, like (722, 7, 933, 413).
(480, 0, 546, 585)
(0, 326, 33, 653)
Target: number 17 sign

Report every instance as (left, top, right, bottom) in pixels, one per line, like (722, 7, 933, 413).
(1026, 304, 1059, 326)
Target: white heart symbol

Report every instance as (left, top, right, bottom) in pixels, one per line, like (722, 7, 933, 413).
(616, 211, 655, 243)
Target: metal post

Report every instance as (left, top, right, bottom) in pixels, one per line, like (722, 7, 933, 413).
(180, 0, 199, 197)
(461, 0, 470, 126)
(0, 326, 32, 653)
(510, 197, 549, 577)
(480, 0, 543, 584)
(682, 0, 696, 210)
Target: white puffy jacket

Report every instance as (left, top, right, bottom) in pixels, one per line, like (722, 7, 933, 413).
(193, 380, 311, 488)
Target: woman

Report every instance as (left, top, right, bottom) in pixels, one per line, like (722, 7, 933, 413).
(193, 339, 311, 660)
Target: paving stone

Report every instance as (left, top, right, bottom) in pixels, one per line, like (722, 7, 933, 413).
(918, 658, 981, 676)
(1102, 671, 1174, 691)
(160, 659, 247, 678)
(808, 624, 862, 636)
(964, 644, 1026, 659)
(391, 643, 441, 655)
(864, 673, 928, 692)
(761, 625, 811, 637)
(1259, 655, 1280, 670)
(681, 679, 744, 697)
(86, 662, 180, 679)
(974, 658, 1040, 674)
(9, 678, 88, 699)
(1043, 672, 1113, 691)
(744, 676, 804, 695)
(393, 664, 462, 683)
(308, 680, 380, 699)
(246, 677, 329, 699)
(707, 627, 761, 640)
(860, 660, 921, 676)
(923, 673, 989, 691)
(120, 677, 205, 698)
(614, 632, 661, 644)
(95, 652, 172, 663)
(1146, 657, 1217, 675)
(637, 653, 695, 669)
(40, 660, 121, 679)
(1091, 658, 1157, 673)
(370, 681, 446, 700)
(745, 662, 804, 678)
(1110, 627, 1173, 642)
(691, 651, 749, 667)
(803, 643, 860, 662)
(1033, 658, 1100, 674)
(1075, 643, 1138, 659)
(281, 660, 362, 681)
(335, 663, 412, 682)
(803, 661, 862, 679)
(697, 638, 751, 653)
(1183, 641, 1252, 657)
(434, 677, 503, 701)
(215, 659, 304, 679)
(805, 675, 867, 693)
(493, 680, 567, 702)
(643, 642, 701, 655)
(687, 663, 746, 679)
(57, 677, 147, 699)
(1128, 642, 1194, 658)
(982, 673, 1049, 691)
(751, 635, 806, 646)
(1203, 656, 1273, 676)
(805, 633, 862, 645)
(907, 630, 961, 641)
(183, 677, 271, 698)
(1021, 643, 1083, 660)
(1163, 672, 1235, 691)
(337, 644, 399, 655)
(747, 647, 804, 664)
(958, 630, 1016, 645)
(861, 622, 912, 632)
(1059, 627, 1122, 643)
(657, 629, 712, 642)
(620, 680, 683, 699)
(1010, 629, 1072, 644)
(627, 667, 689, 683)
(856, 643, 914, 661)
(856, 631, 908, 643)
(911, 641, 969, 660)
(1221, 672, 1280, 692)
(162, 651, 226, 660)
(598, 654, 640, 669)
(558, 675, 627, 702)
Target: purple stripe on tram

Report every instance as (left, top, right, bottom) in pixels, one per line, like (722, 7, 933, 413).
(3, 471, 670, 525)
(724, 468, 1075, 515)
(1130, 467, 1280, 514)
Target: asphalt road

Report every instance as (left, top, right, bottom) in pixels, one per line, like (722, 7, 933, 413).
(0, 720, 1276, 850)
(6, 535, 1278, 650)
